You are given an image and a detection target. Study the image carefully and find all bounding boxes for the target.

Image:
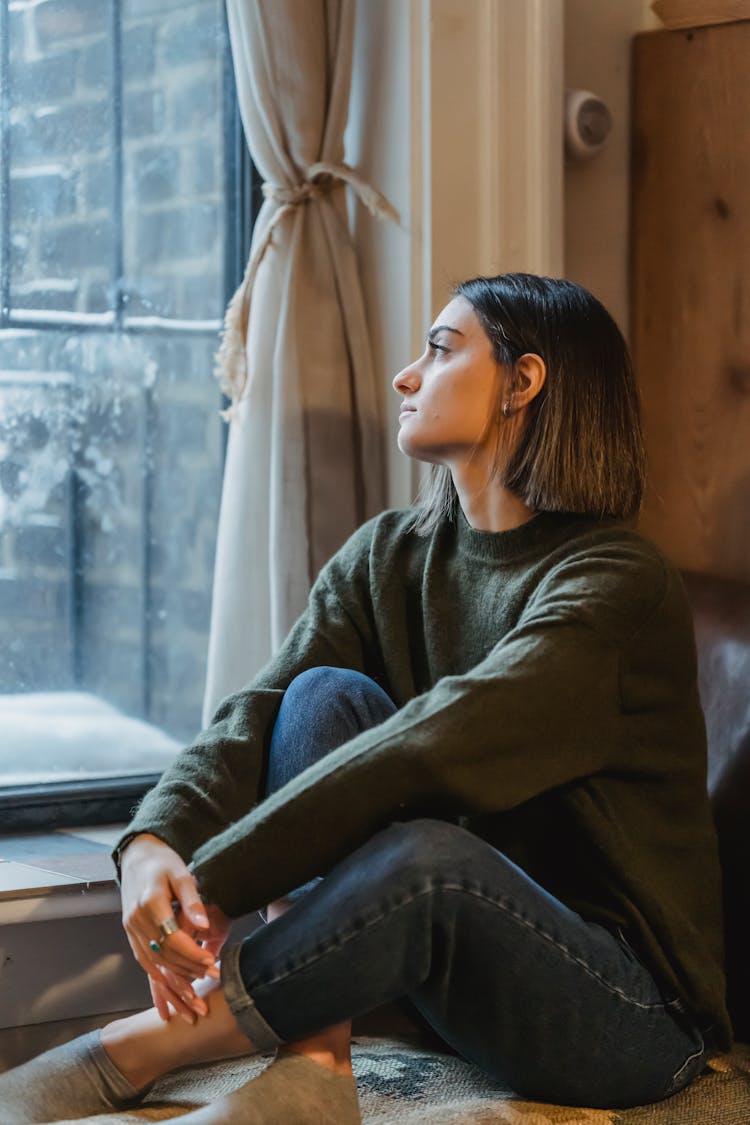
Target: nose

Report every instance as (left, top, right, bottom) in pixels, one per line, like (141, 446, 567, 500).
(392, 358, 422, 395)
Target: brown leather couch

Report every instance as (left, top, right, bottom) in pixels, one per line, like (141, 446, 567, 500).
(684, 571, 750, 1043)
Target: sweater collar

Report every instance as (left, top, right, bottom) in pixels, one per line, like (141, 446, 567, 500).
(454, 506, 591, 562)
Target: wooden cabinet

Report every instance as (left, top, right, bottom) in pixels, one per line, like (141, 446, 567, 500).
(631, 21, 750, 583)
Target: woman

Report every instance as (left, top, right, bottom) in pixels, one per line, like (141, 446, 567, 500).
(0, 274, 730, 1124)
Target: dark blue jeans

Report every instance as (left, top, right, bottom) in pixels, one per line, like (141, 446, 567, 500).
(220, 667, 708, 1108)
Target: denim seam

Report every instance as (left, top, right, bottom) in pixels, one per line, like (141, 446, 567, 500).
(669, 1042, 705, 1087)
(663, 1039, 706, 1099)
(249, 879, 670, 1013)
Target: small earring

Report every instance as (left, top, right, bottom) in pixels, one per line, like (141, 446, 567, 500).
(502, 400, 512, 418)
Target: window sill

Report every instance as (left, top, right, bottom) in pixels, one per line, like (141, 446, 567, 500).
(0, 824, 150, 1065)
(0, 824, 121, 915)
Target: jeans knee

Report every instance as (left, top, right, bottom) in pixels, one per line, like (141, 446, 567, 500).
(266, 668, 396, 796)
(369, 818, 479, 889)
(280, 666, 396, 728)
(282, 666, 377, 708)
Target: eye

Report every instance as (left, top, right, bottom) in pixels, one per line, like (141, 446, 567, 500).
(427, 339, 448, 355)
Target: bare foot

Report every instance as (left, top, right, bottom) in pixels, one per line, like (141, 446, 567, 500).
(100, 980, 256, 1089)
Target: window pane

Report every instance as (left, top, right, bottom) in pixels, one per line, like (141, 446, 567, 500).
(145, 333, 224, 739)
(122, 0, 227, 321)
(0, 0, 233, 794)
(8, 0, 116, 315)
(0, 328, 223, 781)
(0, 359, 75, 691)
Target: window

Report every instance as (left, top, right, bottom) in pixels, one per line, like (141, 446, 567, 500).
(0, 0, 255, 828)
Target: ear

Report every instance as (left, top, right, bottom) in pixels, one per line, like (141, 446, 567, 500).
(510, 353, 547, 410)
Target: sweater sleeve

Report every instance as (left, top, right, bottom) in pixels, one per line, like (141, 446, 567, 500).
(113, 517, 383, 869)
(189, 539, 671, 917)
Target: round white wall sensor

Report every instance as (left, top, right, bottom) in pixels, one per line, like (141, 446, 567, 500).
(565, 89, 613, 160)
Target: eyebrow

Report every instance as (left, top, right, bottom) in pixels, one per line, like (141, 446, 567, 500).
(427, 324, 465, 339)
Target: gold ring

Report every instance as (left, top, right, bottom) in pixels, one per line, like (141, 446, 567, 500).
(157, 916, 179, 942)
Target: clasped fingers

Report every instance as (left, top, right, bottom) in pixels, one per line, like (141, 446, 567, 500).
(125, 901, 219, 986)
(150, 968, 209, 1025)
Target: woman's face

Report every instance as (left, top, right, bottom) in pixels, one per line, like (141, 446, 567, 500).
(392, 296, 502, 467)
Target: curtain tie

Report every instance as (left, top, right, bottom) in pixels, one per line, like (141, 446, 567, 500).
(215, 161, 399, 415)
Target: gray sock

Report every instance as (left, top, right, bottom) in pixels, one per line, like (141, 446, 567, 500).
(177, 1050, 361, 1125)
(0, 1030, 148, 1124)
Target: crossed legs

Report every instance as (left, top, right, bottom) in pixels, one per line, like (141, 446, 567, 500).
(0, 668, 707, 1123)
(93, 670, 389, 1118)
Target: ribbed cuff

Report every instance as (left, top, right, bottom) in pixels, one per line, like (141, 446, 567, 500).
(87, 1031, 150, 1105)
(220, 943, 283, 1052)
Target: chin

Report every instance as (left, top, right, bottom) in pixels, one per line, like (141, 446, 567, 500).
(396, 432, 417, 458)
(397, 436, 440, 465)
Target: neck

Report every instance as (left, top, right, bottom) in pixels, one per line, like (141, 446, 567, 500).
(451, 464, 535, 532)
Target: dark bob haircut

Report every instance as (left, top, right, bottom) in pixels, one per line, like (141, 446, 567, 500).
(414, 272, 646, 534)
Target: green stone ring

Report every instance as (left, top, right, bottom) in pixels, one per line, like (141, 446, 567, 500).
(149, 939, 161, 954)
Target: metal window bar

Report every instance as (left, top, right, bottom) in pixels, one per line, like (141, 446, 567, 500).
(112, 0, 126, 332)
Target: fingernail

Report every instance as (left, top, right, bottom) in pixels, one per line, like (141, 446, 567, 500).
(206, 966, 221, 979)
(183, 992, 207, 1015)
(180, 1011, 195, 1026)
(192, 912, 208, 926)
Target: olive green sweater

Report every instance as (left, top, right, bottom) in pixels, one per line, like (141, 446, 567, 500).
(117, 508, 731, 1049)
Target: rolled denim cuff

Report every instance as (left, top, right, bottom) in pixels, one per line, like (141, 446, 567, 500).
(220, 942, 282, 1052)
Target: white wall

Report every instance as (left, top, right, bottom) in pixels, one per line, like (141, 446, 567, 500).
(563, 0, 659, 335)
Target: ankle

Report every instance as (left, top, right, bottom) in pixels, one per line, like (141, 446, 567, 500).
(285, 1046, 354, 1078)
(283, 1021, 353, 1078)
(100, 1016, 160, 1090)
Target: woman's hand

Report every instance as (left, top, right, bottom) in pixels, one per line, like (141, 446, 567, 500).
(149, 902, 233, 1023)
(198, 901, 233, 959)
(120, 833, 221, 1014)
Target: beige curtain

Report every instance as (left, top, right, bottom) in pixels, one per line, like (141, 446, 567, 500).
(203, 0, 395, 722)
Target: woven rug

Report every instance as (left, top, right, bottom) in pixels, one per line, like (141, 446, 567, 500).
(50, 1036, 750, 1124)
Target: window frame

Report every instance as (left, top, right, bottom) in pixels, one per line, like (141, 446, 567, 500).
(0, 1, 259, 832)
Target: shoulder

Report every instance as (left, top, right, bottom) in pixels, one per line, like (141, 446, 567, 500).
(326, 507, 423, 567)
(530, 520, 688, 643)
(313, 508, 424, 593)
(553, 520, 669, 575)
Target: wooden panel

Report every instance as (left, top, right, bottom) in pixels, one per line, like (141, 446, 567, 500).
(652, 0, 750, 29)
(631, 23, 750, 582)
